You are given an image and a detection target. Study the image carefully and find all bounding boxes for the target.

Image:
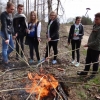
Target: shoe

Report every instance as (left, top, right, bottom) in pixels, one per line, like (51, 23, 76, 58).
(77, 71, 87, 76)
(75, 62, 80, 67)
(52, 60, 57, 64)
(2, 62, 14, 69)
(29, 59, 34, 64)
(71, 60, 75, 64)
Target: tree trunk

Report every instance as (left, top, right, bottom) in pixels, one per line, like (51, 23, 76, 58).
(57, 0, 60, 15)
(26, 0, 28, 17)
(12, 0, 17, 16)
(37, 0, 39, 17)
(42, 0, 45, 21)
(34, 0, 36, 11)
(41, 0, 42, 20)
(17, 0, 19, 5)
(48, 0, 52, 20)
(28, 0, 30, 19)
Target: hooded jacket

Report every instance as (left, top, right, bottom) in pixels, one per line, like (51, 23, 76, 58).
(13, 13, 27, 36)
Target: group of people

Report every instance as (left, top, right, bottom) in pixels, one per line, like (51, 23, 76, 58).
(0, 2, 60, 66)
(68, 13, 100, 79)
(0, 2, 100, 79)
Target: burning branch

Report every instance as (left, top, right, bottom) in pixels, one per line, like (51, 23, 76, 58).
(26, 75, 45, 100)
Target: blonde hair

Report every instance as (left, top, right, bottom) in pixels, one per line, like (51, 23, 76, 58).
(50, 11, 57, 18)
(29, 11, 38, 23)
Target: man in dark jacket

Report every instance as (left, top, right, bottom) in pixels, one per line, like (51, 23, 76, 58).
(0, 2, 15, 67)
(13, 4, 27, 60)
(77, 13, 100, 79)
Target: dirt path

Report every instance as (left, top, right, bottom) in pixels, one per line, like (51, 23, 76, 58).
(82, 35, 89, 46)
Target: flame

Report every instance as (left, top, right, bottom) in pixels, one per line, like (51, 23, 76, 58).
(26, 73, 58, 98)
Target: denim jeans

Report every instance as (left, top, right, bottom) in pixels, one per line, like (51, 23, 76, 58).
(0, 31, 14, 63)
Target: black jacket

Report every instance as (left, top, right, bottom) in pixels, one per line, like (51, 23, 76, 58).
(13, 13, 27, 36)
(47, 18, 60, 40)
(68, 24, 84, 43)
(1, 11, 14, 40)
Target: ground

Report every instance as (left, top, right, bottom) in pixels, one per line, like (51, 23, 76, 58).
(0, 23, 100, 100)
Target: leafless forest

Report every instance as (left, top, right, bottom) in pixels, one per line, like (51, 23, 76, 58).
(0, 0, 100, 100)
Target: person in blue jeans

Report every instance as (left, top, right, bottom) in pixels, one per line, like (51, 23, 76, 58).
(0, 2, 15, 68)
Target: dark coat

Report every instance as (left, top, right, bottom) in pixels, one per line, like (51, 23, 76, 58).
(1, 11, 14, 40)
(47, 18, 60, 40)
(13, 13, 27, 36)
(68, 24, 84, 43)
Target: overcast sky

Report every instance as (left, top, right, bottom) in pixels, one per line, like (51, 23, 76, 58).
(61, 0, 100, 22)
(1, 0, 100, 23)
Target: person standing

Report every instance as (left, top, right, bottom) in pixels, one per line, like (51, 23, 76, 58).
(13, 4, 27, 60)
(68, 17, 84, 67)
(77, 13, 100, 78)
(43, 11, 60, 64)
(0, 2, 15, 67)
(26, 11, 41, 64)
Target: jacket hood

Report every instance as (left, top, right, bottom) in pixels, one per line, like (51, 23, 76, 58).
(13, 13, 26, 19)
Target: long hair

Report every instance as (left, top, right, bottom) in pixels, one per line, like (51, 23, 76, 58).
(29, 11, 38, 23)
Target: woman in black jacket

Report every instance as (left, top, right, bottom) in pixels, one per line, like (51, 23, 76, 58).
(68, 16, 84, 67)
(43, 11, 60, 64)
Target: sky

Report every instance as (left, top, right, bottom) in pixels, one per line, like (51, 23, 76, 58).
(61, 0, 100, 23)
(1, 0, 100, 23)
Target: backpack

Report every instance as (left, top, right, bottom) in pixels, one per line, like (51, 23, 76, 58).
(28, 21, 39, 37)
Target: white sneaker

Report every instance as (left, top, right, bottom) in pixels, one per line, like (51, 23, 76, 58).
(75, 62, 80, 67)
(52, 60, 57, 64)
(71, 60, 75, 64)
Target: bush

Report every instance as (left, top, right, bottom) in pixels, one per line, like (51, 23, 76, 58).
(81, 16, 93, 25)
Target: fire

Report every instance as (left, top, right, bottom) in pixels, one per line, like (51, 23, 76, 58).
(26, 72, 58, 98)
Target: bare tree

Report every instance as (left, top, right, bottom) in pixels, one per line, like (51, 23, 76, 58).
(42, 0, 45, 21)
(34, 0, 36, 11)
(26, 0, 28, 17)
(37, 0, 39, 17)
(48, 0, 52, 19)
(28, 0, 30, 19)
(57, 0, 60, 15)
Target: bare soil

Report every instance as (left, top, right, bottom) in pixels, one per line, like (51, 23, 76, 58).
(0, 24, 99, 100)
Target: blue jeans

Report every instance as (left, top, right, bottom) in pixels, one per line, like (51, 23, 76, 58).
(0, 32, 14, 63)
